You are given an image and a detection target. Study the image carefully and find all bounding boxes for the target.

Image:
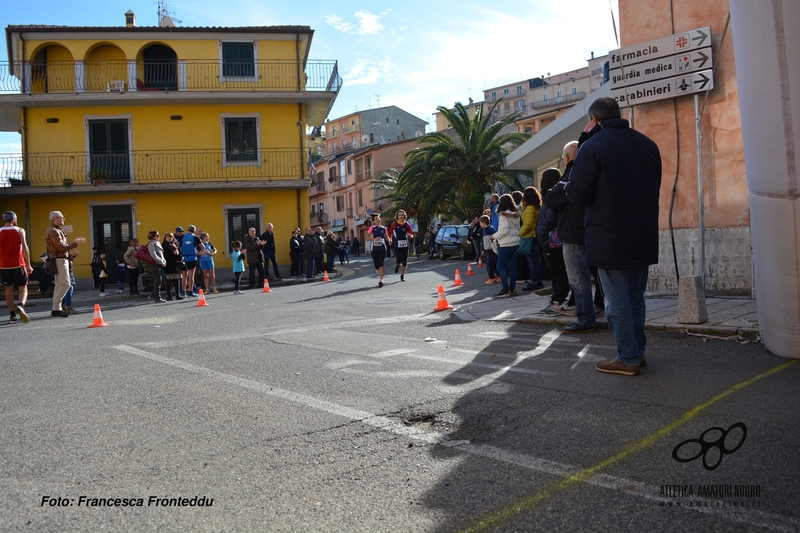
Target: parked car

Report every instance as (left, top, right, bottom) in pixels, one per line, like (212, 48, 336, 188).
(434, 224, 476, 260)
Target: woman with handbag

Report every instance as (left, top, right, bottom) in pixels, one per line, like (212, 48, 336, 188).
(162, 232, 184, 301)
(520, 186, 544, 291)
(491, 194, 521, 297)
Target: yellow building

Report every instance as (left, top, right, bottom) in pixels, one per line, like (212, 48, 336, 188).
(0, 14, 341, 282)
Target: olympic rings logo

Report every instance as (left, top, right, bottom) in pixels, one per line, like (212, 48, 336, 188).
(672, 422, 747, 471)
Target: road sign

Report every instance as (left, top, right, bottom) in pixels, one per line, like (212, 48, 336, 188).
(609, 47, 712, 89)
(611, 70, 714, 107)
(609, 26, 711, 68)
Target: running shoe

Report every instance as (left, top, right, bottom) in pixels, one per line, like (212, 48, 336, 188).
(394, 264, 400, 274)
(556, 303, 577, 316)
(400, 275, 405, 282)
(378, 280, 384, 288)
(495, 289, 510, 297)
(16, 305, 29, 324)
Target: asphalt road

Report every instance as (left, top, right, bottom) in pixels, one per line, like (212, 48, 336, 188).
(2, 256, 799, 532)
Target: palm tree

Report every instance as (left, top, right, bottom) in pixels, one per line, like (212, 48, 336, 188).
(391, 99, 531, 222)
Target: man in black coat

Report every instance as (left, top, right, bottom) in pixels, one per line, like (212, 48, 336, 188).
(259, 223, 281, 279)
(546, 140, 596, 334)
(565, 97, 662, 377)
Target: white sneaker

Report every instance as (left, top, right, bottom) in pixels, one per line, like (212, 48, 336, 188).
(234, 290, 244, 294)
(99, 292, 108, 297)
(116, 289, 124, 294)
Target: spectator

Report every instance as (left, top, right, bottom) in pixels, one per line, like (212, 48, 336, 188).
(303, 227, 318, 279)
(259, 223, 281, 279)
(491, 194, 520, 297)
(353, 236, 360, 258)
(123, 238, 141, 295)
(289, 229, 302, 277)
(243, 227, 265, 289)
(231, 240, 245, 293)
(324, 231, 338, 273)
(115, 257, 126, 294)
(520, 186, 543, 291)
(479, 215, 500, 285)
(146, 230, 167, 303)
(45, 211, 86, 318)
(60, 250, 79, 315)
(162, 232, 184, 300)
(566, 97, 662, 376)
(537, 168, 570, 313)
(314, 227, 325, 275)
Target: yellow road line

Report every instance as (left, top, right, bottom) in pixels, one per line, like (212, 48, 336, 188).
(460, 359, 798, 533)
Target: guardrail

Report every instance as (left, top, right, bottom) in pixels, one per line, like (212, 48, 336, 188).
(0, 149, 304, 186)
(0, 59, 342, 94)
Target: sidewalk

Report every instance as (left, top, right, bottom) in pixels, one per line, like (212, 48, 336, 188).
(453, 287, 760, 337)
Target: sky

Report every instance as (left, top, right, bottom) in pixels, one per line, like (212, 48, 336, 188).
(0, 0, 620, 153)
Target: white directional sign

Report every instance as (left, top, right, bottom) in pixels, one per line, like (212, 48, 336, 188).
(609, 26, 711, 68)
(609, 48, 712, 89)
(608, 26, 713, 107)
(611, 70, 714, 107)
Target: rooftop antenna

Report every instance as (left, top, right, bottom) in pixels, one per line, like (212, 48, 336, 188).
(158, 0, 182, 27)
(375, 95, 381, 108)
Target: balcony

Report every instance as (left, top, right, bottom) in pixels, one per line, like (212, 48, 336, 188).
(341, 123, 360, 134)
(310, 212, 328, 224)
(0, 149, 304, 189)
(310, 180, 326, 194)
(0, 59, 342, 129)
(0, 59, 342, 94)
(531, 92, 586, 109)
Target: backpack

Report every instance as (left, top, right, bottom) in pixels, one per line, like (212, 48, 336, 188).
(135, 244, 155, 265)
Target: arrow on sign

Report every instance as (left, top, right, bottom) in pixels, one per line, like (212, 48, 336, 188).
(694, 72, 712, 90)
(692, 29, 709, 46)
(693, 50, 710, 69)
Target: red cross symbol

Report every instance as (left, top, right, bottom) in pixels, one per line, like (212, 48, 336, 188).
(676, 35, 688, 48)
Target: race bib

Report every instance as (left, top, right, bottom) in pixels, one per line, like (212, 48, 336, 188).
(397, 240, 408, 248)
(373, 238, 384, 246)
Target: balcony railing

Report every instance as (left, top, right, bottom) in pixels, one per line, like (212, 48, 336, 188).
(310, 180, 326, 193)
(0, 149, 303, 186)
(0, 59, 342, 94)
(531, 92, 586, 109)
(310, 213, 328, 224)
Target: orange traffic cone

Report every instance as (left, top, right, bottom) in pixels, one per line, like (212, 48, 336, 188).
(466, 263, 475, 276)
(195, 289, 209, 307)
(262, 279, 272, 293)
(452, 269, 464, 286)
(323, 270, 331, 282)
(433, 285, 454, 312)
(477, 256, 484, 268)
(88, 303, 109, 328)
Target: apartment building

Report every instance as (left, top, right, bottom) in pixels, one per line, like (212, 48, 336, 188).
(322, 105, 427, 155)
(0, 13, 341, 281)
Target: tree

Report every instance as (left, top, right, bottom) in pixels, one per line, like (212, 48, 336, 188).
(389, 99, 531, 222)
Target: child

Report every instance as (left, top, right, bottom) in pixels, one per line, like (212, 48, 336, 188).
(199, 232, 217, 293)
(479, 215, 500, 285)
(231, 240, 245, 294)
(115, 257, 126, 293)
(98, 252, 109, 296)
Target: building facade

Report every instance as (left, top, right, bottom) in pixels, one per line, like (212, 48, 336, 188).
(0, 15, 340, 282)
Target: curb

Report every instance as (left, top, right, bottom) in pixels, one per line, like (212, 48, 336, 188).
(515, 315, 758, 337)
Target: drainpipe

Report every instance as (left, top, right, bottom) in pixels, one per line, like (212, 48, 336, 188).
(296, 33, 304, 230)
(20, 33, 29, 183)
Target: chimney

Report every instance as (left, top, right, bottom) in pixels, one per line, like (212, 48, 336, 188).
(125, 10, 136, 27)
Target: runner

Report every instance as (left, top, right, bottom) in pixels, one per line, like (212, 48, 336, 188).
(0, 211, 33, 323)
(389, 210, 414, 282)
(368, 213, 391, 288)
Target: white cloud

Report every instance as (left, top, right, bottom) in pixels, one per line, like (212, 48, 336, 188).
(325, 14, 353, 33)
(327, 10, 384, 35)
(340, 57, 396, 86)
(353, 10, 383, 35)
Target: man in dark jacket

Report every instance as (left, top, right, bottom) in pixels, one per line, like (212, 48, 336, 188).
(547, 141, 595, 334)
(302, 227, 318, 279)
(243, 227, 265, 289)
(565, 97, 662, 377)
(259, 223, 281, 280)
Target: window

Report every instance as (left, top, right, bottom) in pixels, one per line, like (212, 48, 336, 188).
(366, 156, 372, 179)
(225, 117, 257, 161)
(543, 94, 548, 102)
(88, 118, 129, 182)
(516, 99, 524, 109)
(336, 195, 345, 211)
(339, 160, 346, 185)
(358, 189, 363, 207)
(516, 85, 522, 95)
(571, 87, 577, 95)
(329, 166, 337, 182)
(491, 91, 497, 101)
(347, 159, 352, 175)
(319, 203, 324, 214)
(222, 42, 255, 77)
(557, 90, 563, 98)
(397, 119, 400, 125)
(503, 88, 509, 95)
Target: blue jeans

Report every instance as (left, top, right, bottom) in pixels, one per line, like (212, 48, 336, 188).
(496, 245, 518, 291)
(598, 266, 649, 366)
(525, 243, 542, 285)
(306, 257, 315, 278)
(562, 243, 595, 327)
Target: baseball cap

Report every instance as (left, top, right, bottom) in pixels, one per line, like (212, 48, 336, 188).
(175, 226, 184, 232)
(2, 211, 16, 222)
